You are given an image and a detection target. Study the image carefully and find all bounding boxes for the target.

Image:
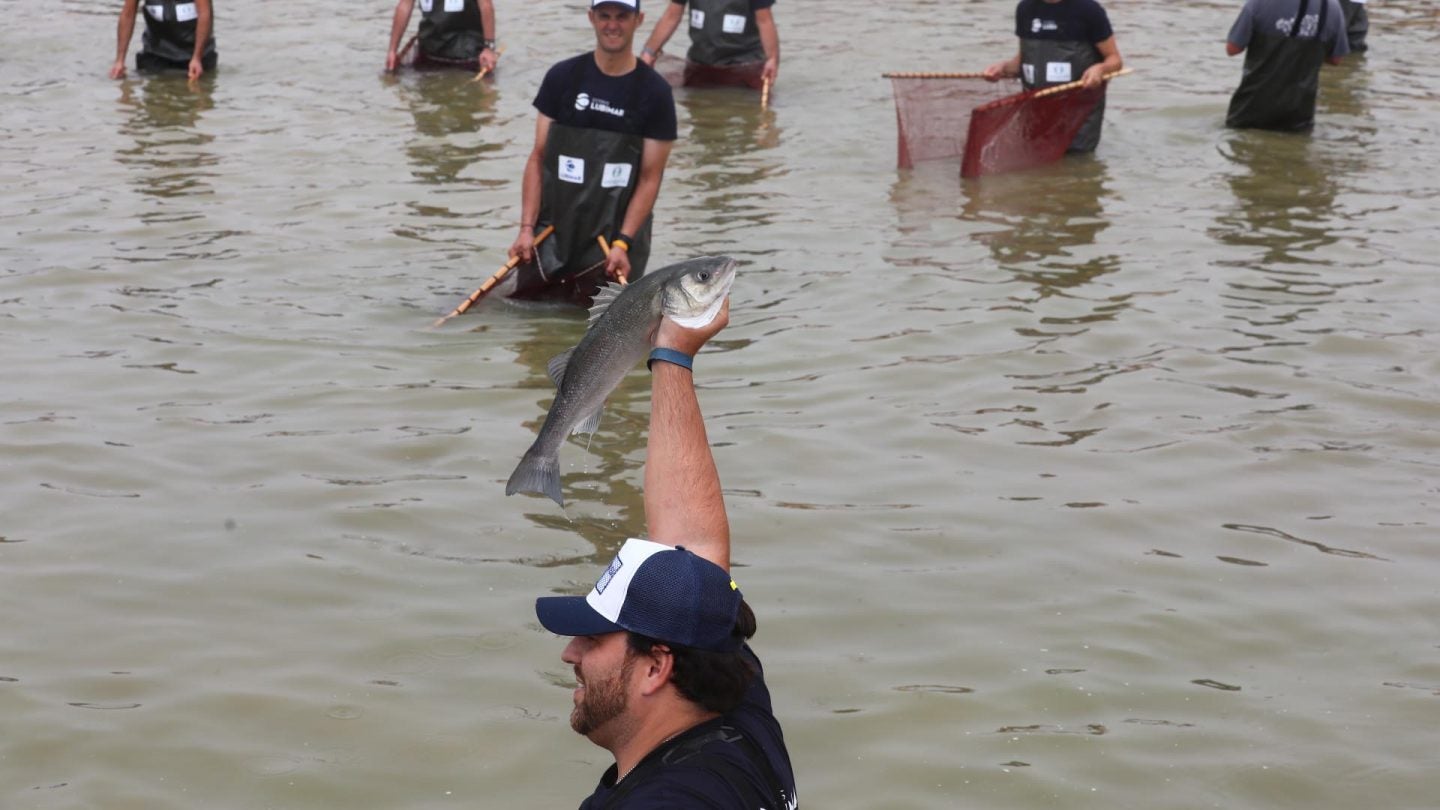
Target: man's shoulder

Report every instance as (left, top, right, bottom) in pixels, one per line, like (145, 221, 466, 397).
(543, 52, 594, 84)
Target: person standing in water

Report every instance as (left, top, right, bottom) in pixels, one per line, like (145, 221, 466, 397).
(983, 0, 1123, 154)
(506, 0, 677, 307)
(637, 0, 780, 90)
(384, 0, 499, 73)
(1225, 0, 1349, 132)
(110, 0, 216, 81)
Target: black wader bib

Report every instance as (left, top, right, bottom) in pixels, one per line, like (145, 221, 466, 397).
(685, 0, 765, 66)
(416, 0, 485, 65)
(1227, 0, 1330, 131)
(1021, 35, 1104, 153)
(137, 0, 217, 71)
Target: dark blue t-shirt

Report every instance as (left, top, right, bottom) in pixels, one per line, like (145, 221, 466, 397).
(534, 53, 678, 141)
(577, 646, 796, 809)
(1015, 0, 1114, 43)
(668, 0, 776, 9)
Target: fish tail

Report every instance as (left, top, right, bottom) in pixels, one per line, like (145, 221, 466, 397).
(506, 448, 564, 506)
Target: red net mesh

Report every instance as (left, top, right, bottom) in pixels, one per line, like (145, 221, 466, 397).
(962, 84, 1104, 178)
(888, 76, 1105, 177)
(889, 76, 1018, 169)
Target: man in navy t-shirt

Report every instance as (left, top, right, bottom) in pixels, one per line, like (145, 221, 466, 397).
(507, 0, 677, 300)
(534, 302, 798, 809)
(984, 0, 1123, 153)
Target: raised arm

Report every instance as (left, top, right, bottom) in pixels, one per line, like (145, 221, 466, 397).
(646, 300, 731, 571)
(639, 1, 685, 65)
(110, 0, 140, 79)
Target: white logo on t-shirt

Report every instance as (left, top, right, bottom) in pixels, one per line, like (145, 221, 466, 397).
(690, 9, 705, 28)
(722, 13, 746, 34)
(559, 155, 585, 184)
(575, 93, 591, 111)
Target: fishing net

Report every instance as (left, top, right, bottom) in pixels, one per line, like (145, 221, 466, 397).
(888, 74, 1105, 177)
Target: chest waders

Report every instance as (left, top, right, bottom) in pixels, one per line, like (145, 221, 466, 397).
(138, 0, 216, 69)
(593, 723, 789, 810)
(1226, 0, 1331, 131)
(1020, 35, 1104, 153)
(685, 0, 765, 67)
(416, 0, 485, 65)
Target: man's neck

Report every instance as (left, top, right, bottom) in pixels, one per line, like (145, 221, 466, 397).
(609, 705, 720, 783)
(593, 48, 639, 77)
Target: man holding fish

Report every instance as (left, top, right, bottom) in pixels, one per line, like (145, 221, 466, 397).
(505, 0, 678, 307)
(526, 276, 799, 807)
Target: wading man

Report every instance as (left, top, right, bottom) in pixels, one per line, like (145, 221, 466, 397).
(507, 0, 677, 307)
(637, 0, 780, 90)
(534, 303, 798, 808)
(983, 0, 1123, 154)
(1225, 0, 1349, 131)
(110, 0, 216, 81)
(384, 0, 498, 73)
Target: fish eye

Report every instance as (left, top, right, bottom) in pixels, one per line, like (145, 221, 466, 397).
(698, 272, 710, 281)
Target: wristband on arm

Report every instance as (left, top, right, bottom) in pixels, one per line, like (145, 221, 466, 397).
(647, 348, 693, 372)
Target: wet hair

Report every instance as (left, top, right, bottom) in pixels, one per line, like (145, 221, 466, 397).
(627, 599, 758, 714)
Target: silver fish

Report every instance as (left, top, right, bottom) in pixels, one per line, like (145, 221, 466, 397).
(506, 256, 738, 505)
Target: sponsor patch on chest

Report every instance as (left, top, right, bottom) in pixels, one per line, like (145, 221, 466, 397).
(722, 13, 746, 34)
(559, 155, 585, 184)
(601, 163, 633, 188)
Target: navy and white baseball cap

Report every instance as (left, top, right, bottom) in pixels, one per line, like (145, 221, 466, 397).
(591, 0, 639, 10)
(536, 539, 742, 653)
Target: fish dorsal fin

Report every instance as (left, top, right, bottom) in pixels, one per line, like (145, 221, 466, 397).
(546, 347, 576, 389)
(587, 283, 624, 326)
(571, 405, 604, 437)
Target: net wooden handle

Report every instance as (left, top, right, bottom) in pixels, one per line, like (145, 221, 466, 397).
(1032, 67, 1132, 98)
(430, 224, 555, 327)
(882, 71, 989, 79)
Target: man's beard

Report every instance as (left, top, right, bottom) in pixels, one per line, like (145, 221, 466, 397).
(571, 654, 634, 736)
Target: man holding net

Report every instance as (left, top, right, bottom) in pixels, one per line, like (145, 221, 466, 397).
(983, 0, 1123, 154)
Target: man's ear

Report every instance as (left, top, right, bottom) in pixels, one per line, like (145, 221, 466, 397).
(636, 645, 673, 697)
